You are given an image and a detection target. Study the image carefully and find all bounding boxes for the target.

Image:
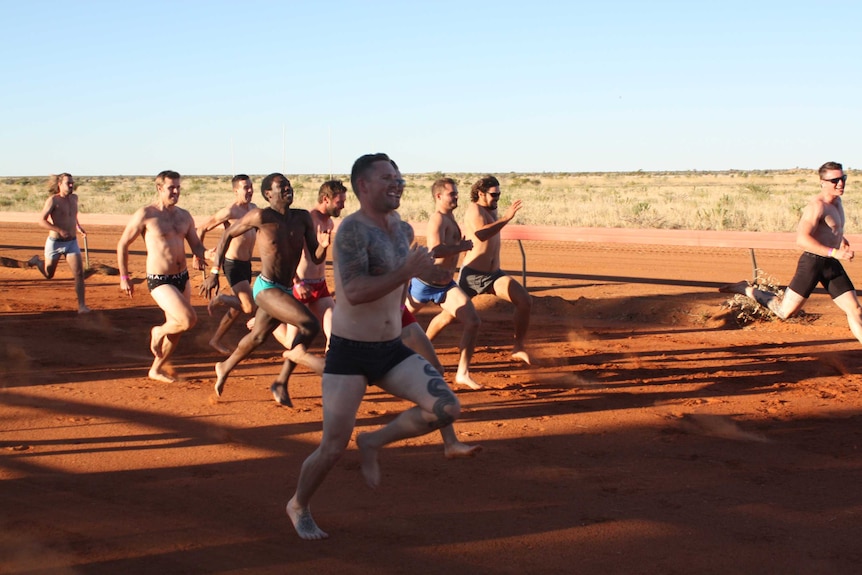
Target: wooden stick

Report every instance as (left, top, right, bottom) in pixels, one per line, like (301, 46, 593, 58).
(84, 236, 91, 270)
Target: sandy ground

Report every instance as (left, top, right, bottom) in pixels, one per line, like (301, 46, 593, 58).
(1, 221, 861, 574)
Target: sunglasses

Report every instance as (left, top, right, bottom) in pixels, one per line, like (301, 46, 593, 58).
(822, 175, 848, 185)
(485, 191, 501, 198)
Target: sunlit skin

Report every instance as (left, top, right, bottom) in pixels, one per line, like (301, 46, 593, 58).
(721, 164, 862, 345)
(201, 174, 330, 403)
(116, 173, 207, 382)
(286, 156, 462, 541)
(197, 177, 258, 354)
(30, 174, 90, 313)
(458, 181, 532, 364)
(275, 187, 346, 350)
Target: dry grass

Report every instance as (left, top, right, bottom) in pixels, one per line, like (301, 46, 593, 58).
(1, 169, 858, 232)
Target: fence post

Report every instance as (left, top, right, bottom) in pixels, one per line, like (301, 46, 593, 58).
(518, 239, 527, 287)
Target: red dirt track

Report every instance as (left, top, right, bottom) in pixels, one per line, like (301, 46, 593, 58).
(1, 220, 861, 574)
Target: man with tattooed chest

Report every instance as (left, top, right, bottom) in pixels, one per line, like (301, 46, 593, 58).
(286, 153, 463, 540)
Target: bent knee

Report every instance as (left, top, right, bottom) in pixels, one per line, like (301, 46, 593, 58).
(429, 394, 460, 430)
(318, 436, 351, 462)
(461, 310, 481, 330)
(296, 318, 320, 339)
(180, 311, 197, 331)
(445, 399, 461, 421)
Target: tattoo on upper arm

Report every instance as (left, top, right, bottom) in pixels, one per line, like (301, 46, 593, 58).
(335, 220, 369, 285)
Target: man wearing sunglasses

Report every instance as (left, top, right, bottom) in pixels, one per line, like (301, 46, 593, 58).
(721, 161, 862, 344)
(456, 175, 533, 364)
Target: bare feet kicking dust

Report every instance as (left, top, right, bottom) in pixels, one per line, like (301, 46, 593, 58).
(148, 367, 175, 383)
(214, 361, 227, 396)
(6, 221, 862, 572)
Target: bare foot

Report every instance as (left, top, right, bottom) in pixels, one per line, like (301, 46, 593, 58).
(209, 339, 231, 355)
(214, 362, 227, 396)
(455, 371, 483, 390)
(270, 382, 293, 407)
(148, 368, 175, 383)
(719, 280, 750, 295)
(511, 349, 532, 365)
(287, 498, 328, 540)
(27, 255, 46, 276)
(444, 441, 483, 459)
(150, 327, 165, 358)
(283, 347, 325, 375)
(356, 432, 381, 489)
(77, 305, 92, 314)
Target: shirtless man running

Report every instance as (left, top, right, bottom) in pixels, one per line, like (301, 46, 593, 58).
(287, 153, 463, 540)
(273, 179, 347, 350)
(29, 173, 90, 313)
(721, 161, 862, 344)
(197, 175, 258, 354)
(117, 170, 207, 382)
(202, 173, 329, 405)
(407, 177, 482, 389)
(458, 175, 532, 364)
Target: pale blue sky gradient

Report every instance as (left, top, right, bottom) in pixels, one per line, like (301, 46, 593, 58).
(3, 0, 859, 176)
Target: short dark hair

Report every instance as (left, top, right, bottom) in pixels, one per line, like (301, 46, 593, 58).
(232, 174, 251, 189)
(155, 170, 181, 187)
(431, 177, 457, 200)
(350, 153, 391, 196)
(818, 162, 843, 178)
(319, 180, 347, 202)
(260, 172, 290, 201)
(470, 175, 500, 202)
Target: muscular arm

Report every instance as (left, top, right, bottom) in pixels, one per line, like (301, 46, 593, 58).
(212, 209, 260, 269)
(184, 212, 207, 267)
(76, 212, 87, 237)
(196, 205, 232, 245)
(470, 200, 522, 243)
(116, 208, 148, 297)
(37, 196, 62, 236)
(201, 209, 261, 297)
(425, 214, 469, 260)
(428, 241, 471, 260)
(117, 208, 146, 277)
(302, 210, 328, 265)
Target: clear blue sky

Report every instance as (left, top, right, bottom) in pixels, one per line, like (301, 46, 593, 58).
(3, 0, 859, 176)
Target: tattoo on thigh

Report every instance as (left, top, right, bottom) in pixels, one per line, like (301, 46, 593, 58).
(424, 364, 455, 430)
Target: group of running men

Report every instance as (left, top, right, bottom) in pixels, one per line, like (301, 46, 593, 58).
(34, 154, 534, 539)
(28, 158, 862, 539)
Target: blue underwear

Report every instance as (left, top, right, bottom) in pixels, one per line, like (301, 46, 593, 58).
(252, 274, 294, 303)
(408, 278, 456, 305)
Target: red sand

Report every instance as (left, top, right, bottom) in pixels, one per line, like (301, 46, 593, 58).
(1, 221, 861, 574)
